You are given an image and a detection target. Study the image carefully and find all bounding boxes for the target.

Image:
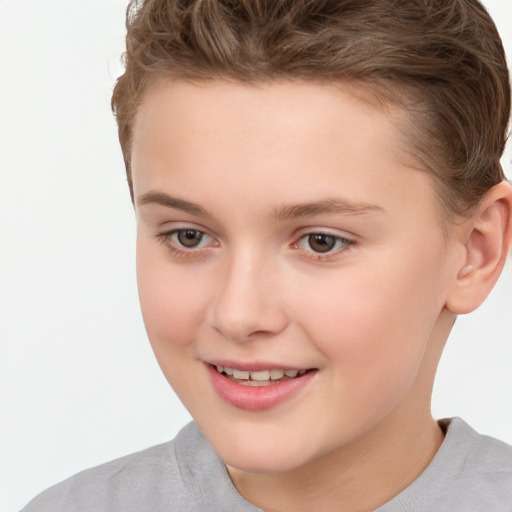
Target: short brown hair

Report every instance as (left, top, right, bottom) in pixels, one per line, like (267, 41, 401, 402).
(112, 0, 510, 218)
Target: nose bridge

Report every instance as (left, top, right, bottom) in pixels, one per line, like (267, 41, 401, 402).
(209, 244, 287, 342)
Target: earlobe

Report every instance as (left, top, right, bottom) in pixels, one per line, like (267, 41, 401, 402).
(445, 180, 512, 315)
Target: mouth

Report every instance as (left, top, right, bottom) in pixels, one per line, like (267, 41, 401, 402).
(206, 362, 317, 411)
(212, 364, 310, 386)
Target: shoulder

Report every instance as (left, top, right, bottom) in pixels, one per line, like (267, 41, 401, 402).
(378, 417, 512, 512)
(21, 422, 208, 512)
(443, 418, 512, 504)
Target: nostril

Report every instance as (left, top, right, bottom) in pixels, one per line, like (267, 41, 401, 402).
(246, 330, 273, 339)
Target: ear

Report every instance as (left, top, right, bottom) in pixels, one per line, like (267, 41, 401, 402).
(445, 180, 512, 315)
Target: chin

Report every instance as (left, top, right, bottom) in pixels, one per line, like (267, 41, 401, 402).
(207, 425, 315, 474)
(222, 448, 306, 475)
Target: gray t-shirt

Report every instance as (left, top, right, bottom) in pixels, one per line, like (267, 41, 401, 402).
(21, 418, 512, 511)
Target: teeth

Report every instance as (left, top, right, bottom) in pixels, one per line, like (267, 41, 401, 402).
(246, 379, 273, 386)
(214, 365, 307, 381)
(251, 370, 271, 381)
(233, 369, 250, 380)
(270, 369, 284, 380)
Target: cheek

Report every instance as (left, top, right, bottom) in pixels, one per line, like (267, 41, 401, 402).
(299, 286, 424, 389)
(136, 242, 210, 351)
(292, 246, 447, 386)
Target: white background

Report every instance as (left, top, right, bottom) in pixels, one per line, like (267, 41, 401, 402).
(1, 1, 511, 511)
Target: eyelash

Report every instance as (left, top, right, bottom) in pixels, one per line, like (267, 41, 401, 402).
(292, 232, 356, 260)
(156, 228, 356, 260)
(156, 229, 216, 259)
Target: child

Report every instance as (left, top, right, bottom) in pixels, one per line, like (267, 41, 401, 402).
(22, 0, 512, 510)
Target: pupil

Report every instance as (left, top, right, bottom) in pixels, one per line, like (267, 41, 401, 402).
(178, 230, 203, 247)
(308, 234, 335, 253)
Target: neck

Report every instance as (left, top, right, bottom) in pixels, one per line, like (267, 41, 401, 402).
(228, 412, 444, 512)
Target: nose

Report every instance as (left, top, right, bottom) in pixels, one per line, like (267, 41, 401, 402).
(208, 249, 289, 343)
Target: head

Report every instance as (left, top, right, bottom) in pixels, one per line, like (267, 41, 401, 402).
(113, 0, 510, 220)
(111, 0, 512, 478)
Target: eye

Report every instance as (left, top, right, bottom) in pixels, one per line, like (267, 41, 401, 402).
(174, 229, 208, 248)
(156, 228, 216, 254)
(295, 232, 354, 255)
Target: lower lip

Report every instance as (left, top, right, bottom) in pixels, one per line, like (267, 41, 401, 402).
(206, 364, 316, 411)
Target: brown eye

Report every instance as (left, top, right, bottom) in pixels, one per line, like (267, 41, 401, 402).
(295, 232, 353, 256)
(307, 233, 337, 253)
(176, 229, 204, 248)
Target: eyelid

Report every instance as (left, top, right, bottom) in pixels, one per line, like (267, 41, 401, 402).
(293, 226, 357, 242)
(155, 224, 219, 257)
(291, 228, 356, 259)
(154, 223, 356, 261)
(171, 229, 215, 248)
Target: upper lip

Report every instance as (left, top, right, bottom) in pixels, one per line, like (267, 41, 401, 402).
(205, 359, 314, 372)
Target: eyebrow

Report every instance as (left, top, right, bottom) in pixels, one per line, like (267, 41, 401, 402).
(271, 198, 385, 220)
(137, 191, 384, 219)
(137, 191, 209, 216)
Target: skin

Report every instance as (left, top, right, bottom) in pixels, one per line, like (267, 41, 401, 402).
(130, 79, 502, 511)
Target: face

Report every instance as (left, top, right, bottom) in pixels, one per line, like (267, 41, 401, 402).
(132, 79, 462, 474)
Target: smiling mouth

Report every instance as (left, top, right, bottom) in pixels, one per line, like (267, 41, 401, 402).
(212, 364, 311, 387)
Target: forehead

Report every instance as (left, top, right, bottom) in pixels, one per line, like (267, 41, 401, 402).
(133, 78, 406, 148)
(131, 79, 438, 226)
